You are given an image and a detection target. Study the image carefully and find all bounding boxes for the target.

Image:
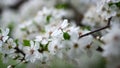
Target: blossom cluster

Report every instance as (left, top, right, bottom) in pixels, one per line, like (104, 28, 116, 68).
(0, 19, 95, 68)
(0, 0, 120, 68)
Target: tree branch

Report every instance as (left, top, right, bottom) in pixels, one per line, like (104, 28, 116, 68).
(79, 17, 112, 38)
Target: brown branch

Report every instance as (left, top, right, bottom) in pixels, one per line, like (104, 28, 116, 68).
(15, 47, 25, 56)
(79, 17, 112, 38)
(14, 47, 26, 62)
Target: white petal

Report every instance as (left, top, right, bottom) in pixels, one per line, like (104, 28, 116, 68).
(35, 36, 42, 42)
(3, 36, 9, 42)
(34, 42, 39, 49)
(0, 41, 3, 47)
(2, 28, 9, 36)
(23, 46, 30, 54)
(86, 49, 92, 57)
(7, 38, 13, 44)
(30, 41, 34, 48)
(61, 19, 68, 29)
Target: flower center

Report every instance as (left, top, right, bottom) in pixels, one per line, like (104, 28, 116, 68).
(114, 35, 120, 41)
(49, 31, 53, 35)
(86, 44, 91, 49)
(0, 36, 3, 41)
(8, 45, 12, 49)
(30, 49, 34, 55)
(74, 43, 78, 48)
(54, 45, 58, 49)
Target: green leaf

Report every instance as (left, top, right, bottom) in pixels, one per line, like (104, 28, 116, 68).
(46, 15, 52, 23)
(7, 22, 14, 37)
(116, 2, 120, 7)
(55, 3, 69, 9)
(23, 40, 30, 46)
(40, 43, 44, 48)
(21, 28, 27, 31)
(40, 41, 50, 51)
(14, 39, 19, 46)
(0, 29, 1, 33)
(108, 1, 120, 8)
(82, 26, 91, 30)
(44, 41, 50, 51)
(41, 29, 46, 33)
(63, 32, 70, 40)
(108, 2, 114, 7)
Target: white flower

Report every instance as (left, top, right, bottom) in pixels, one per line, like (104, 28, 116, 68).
(1, 38, 16, 54)
(35, 36, 42, 42)
(82, 6, 107, 27)
(50, 19, 70, 39)
(67, 35, 93, 59)
(51, 29, 62, 38)
(34, 7, 71, 25)
(40, 51, 50, 64)
(96, 0, 120, 19)
(0, 28, 9, 42)
(101, 23, 120, 68)
(101, 23, 120, 44)
(0, 28, 9, 47)
(23, 41, 42, 63)
(59, 19, 69, 29)
(48, 39, 63, 56)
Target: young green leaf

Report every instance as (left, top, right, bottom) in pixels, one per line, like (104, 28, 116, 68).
(108, 2, 114, 7)
(116, 2, 120, 8)
(40, 43, 44, 48)
(46, 15, 52, 23)
(55, 3, 69, 9)
(63, 32, 70, 40)
(82, 26, 91, 30)
(7, 22, 14, 37)
(44, 41, 50, 51)
(23, 40, 30, 46)
(108, 1, 120, 8)
(14, 39, 19, 46)
(21, 28, 27, 31)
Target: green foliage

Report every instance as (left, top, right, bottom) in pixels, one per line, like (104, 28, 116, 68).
(14, 39, 19, 46)
(21, 28, 27, 31)
(108, 2, 114, 7)
(108, 1, 120, 8)
(81, 25, 91, 30)
(40, 42, 50, 51)
(23, 40, 30, 46)
(0, 54, 26, 68)
(116, 2, 120, 7)
(63, 32, 70, 40)
(7, 22, 14, 37)
(44, 42, 50, 51)
(46, 15, 52, 23)
(55, 3, 69, 9)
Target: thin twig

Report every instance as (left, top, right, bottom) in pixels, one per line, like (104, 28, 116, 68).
(79, 17, 112, 38)
(15, 47, 25, 56)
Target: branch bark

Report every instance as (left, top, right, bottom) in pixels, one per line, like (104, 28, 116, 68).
(79, 17, 112, 38)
